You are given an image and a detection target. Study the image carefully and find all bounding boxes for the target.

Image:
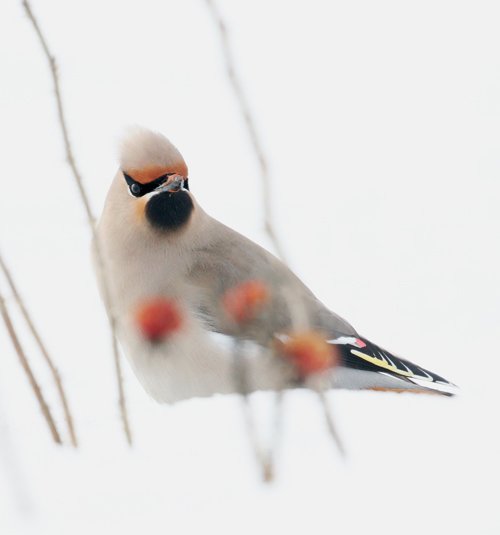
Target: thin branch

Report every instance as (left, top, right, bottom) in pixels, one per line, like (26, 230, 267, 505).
(206, 0, 346, 465)
(315, 387, 346, 458)
(205, 0, 321, 475)
(204, 0, 288, 263)
(0, 290, 62, 445)
(266, 388, 284, 481)
(0, 251, 77, 447)
(240, 396, 275, 483)
(232, 340, 274, 482)
(21, 0, 132, 445)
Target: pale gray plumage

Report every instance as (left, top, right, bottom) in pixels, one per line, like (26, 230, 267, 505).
(94, 128, 456, 403)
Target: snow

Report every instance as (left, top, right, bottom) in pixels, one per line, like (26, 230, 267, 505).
(1, 0, 499, 533)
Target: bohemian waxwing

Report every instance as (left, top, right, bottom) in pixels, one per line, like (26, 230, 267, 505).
(94, 127, 456, 403)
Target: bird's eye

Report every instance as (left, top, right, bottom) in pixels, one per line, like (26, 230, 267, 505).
(130, 183, 141, 196)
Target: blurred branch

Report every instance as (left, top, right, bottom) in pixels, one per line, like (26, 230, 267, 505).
(0, 289, 62, 445)
(0, 251, 77, 447)
(204, 2, 288, 480)
(233, 341, 275, 482)
(315, 387, 346, 458)
(21, 0, 132, 445)
(204, 0, 287, 263)
(205, 0, 345, 465)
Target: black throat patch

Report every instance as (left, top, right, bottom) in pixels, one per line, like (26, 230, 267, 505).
(145, 190, 194, 232)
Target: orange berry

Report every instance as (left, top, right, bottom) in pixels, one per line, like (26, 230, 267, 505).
(135, 298, 183, 342)
(222, 280, 270, 324)
(278, 331, 339, 376)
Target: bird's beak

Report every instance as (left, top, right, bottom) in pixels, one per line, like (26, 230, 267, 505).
(156, 174, 187, 194)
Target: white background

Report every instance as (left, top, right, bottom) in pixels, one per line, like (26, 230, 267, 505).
(1, 0, 499, 533)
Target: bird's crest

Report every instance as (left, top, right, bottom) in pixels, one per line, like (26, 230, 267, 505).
(119, 127, 188, 183)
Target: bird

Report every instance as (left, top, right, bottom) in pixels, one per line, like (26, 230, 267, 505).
(94, 127, 456, 404)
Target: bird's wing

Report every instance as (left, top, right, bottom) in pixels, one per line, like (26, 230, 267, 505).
(329, 335, 458, 395)
(187, 218, 357, 338)
(188, 219, 456, 396)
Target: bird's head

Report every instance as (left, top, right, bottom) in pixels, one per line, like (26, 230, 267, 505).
(119, 128, 193, 232)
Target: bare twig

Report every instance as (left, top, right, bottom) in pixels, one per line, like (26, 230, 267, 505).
(21, 0, 132, 445)
(0, 290, 62, 445)
(0, 251, 78, 447)
(283, 288, 345, 457)
(266, 388, 284, 480)
(315, 387, 346, 458)
(240, 396, 275, 482)
(205, 0, 346, 464)
(204, 0, 288, 263)
(232, 340, 275, 482)
(204, 0, 304, 476)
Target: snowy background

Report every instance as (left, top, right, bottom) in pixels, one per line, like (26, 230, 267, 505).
(1, 0, 499, 533)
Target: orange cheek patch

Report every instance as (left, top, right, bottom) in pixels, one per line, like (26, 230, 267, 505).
(134, 198, 147, 221)
(127, 162, 189, 184)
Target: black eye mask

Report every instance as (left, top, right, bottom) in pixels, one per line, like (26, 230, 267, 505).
(123, 172, 173, 198)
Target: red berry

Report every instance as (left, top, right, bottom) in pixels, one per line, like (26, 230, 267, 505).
(278, 331, 339, 376)
(135, 298, 183, 341)
(222, 280, 270, 324)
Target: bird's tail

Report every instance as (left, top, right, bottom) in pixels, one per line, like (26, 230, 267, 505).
(329, 336, 458, 396)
